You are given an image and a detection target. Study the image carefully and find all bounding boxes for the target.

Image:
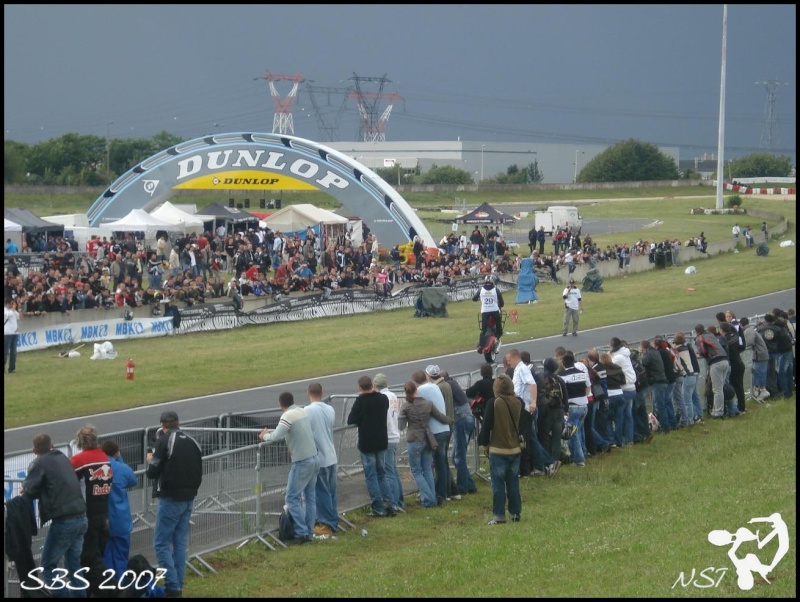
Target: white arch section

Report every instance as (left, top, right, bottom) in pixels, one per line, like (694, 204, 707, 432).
(87, 132, 436, 248)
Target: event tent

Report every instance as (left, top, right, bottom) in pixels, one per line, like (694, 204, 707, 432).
(101, 209, 178, 231)
(4, 218, 22, 232)
(4, 218, 23, 253)
(456, 202, 517, 225)
(150, 201, 213, 234)
(198, 202, 260, 233)
(4, 208, 64, 233)
(263, 204, 348, 233)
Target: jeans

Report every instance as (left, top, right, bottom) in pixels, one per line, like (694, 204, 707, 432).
(489, 453, 521, 521)
(407, 441, 437, 507)
(315, 463, 338, 531)
(40, 515, 88, 598)
(650, 382, 674, 432)
(383, 443, 404, 510)
(708, 360, 730, 417)
(154, 496, 194, 592)
(432, 431, 451, 504)
(590, 401, 611, 450)
(751, 360, 768, 389)
(4, 333, 18, 373)
(286, 455, 319, 538)
(633, 388, 650, 442)
(540, 404, 564, 461)
(567, 405, 588, 464)
(777, 351, 794, 398)
(360, 451, 392, 514)
(680, 375, 698, 425)
(621, 389, 635, 445)
(452, 414, 477, 494)
(528, 408, 554, 470)
(607, 393, 625, 446)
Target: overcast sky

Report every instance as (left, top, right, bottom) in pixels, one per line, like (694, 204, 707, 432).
(4, 5, 796, 163)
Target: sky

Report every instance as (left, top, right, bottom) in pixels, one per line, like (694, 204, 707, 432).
(4, 5, 797, 163)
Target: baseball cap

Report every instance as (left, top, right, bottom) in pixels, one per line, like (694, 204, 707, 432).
(373, 373, 388, 389)
(425, 364, 440, 378)
(568, 278, 575, 284)
(160, 410, 179, 423)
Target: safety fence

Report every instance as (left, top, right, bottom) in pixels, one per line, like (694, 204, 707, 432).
(4, 321, 770, 597)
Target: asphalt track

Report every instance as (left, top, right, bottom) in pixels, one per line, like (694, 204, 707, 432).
(5, 288, 795, 454)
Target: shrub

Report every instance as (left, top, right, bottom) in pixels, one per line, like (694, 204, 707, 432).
(726, 194, 743, 208)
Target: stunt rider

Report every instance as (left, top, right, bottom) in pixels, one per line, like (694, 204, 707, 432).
(473, 276, 505, 352)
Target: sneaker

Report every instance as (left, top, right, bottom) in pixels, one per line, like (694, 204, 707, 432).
(575, 462, 586, 467)
(562, 333, 568, 337)
(365, 510, 387, 518)
(572, 332, 578, 336)
(546, 461, 561, 478)
(531, 469, 546, 477)
(487, 518, 507, 525)
(449, 494, 462, 501)
(759, 389, 771, 401)
(510, 514, 521, 522)
(385, 506, 398, 517)
(313, 524, 334, 537)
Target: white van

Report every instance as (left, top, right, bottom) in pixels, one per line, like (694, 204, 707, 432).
(533, 205, 582, 235)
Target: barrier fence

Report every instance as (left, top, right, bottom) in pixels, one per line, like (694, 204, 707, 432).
(4, 322, 771, 597)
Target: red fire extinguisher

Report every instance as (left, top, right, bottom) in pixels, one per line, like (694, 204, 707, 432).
(126, 358, 135, 380)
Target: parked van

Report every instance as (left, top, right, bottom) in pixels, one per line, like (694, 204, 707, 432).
(533, 205, 582, 235)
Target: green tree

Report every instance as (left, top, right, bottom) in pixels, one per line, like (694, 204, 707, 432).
(420, 164, 473, 185)
(730, 153, 793, 178)
(577, 139, 679, 183)
(3, 140, 30, 184)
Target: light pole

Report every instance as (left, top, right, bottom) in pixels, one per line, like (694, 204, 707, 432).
(106, 122, 114, 184)
(480, 144, 485, 182)
(573, 149, 584, 183)
(728, 159, 733, 182)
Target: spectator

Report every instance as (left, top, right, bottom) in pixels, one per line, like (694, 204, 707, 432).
(4, 297, 21, 374)
(303, 383, 339, 539)
(398, 380, 451, 508)
(346, 376, 396, 517)
(741, 316, 770, 402)
(21, 433, 88, 594)
(69, 424, 112, 598)
(413, 369, 451, 506)
(101, 439, 138, 583)
(440, 369, 478, 496)
(558, 352, 591, 467)
(478, 374, 524, 524)
(146, 410, 203, 596)
(694, 324, 730, 419)
(672, 332, 701, 426)
(373, 373, 405, 513)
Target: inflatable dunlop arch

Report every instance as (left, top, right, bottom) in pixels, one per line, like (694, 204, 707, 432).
(87, 132, 436, 250)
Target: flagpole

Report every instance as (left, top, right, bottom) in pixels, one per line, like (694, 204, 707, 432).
(715, 4, 728, 210)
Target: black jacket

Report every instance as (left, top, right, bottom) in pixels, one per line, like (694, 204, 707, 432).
(146, 428, 203, 501)
(21, 449, 86, 525)
(5, 493, 38, 586)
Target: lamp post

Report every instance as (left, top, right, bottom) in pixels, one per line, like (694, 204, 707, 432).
(106, 122, 114, 184)
(480, 144, 485, 182)
(573, 149, 584, 183)
(728, 159, 733, 182)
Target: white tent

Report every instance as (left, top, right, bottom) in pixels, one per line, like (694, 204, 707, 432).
(41, 213, 90, 228)
(263, 204, 348, 233)
(101, 209, 177, 231)
(150, 201, 213, 234)
(4, 218, 22, 232)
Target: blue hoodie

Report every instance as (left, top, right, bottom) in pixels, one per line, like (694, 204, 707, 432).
(107, 454, 138, 537)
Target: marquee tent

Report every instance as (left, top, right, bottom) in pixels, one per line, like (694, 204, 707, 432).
(456, 202, 517, 225)
(150, 201, 213, 234)
(4, 208, 64, 233)
(263, 204, 349, 233)
(198, 203, 260, 233)
(4, 218, 22, 232)
(101, 209, 178, 231)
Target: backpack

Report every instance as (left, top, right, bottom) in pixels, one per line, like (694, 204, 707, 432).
(278, 505, 295, 542)
(543, 374, 566, 408)
(696, 333, 722, 360)
(630, 356, 648, 392)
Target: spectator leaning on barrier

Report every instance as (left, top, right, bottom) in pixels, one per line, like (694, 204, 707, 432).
(304, 382, 339, 538)
(21, 433, 88, 594)
(373, 373, 406, 513)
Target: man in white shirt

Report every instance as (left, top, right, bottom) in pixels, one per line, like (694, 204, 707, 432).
(374, 373, 404, 512)
(4, 298, 21, 374)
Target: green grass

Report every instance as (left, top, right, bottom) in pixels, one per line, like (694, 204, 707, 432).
(182, 398, 795, 598)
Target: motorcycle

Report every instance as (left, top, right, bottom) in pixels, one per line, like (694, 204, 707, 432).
(477, 310, 507, 364)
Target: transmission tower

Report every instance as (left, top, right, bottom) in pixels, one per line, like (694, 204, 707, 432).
(305, 80, 351, 142)
(347, 73, 403, 142)
(755, 78, 789, 150)
(258, 71, 305, 135)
